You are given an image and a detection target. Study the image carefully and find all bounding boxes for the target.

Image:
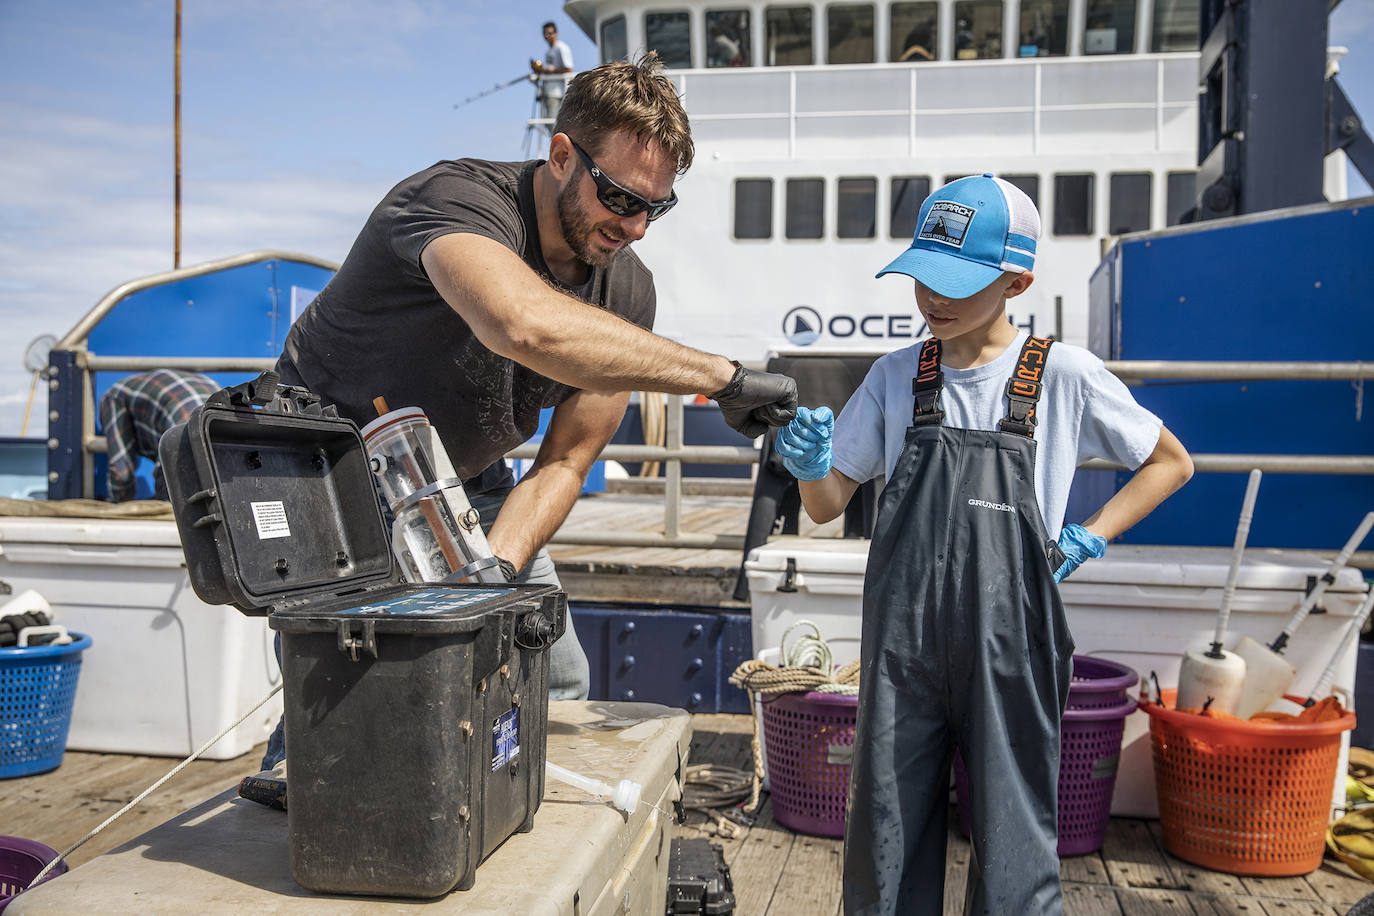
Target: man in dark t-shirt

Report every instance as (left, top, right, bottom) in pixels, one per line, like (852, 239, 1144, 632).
(266, 55, 795, 754)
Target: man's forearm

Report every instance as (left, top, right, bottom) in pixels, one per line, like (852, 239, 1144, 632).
(423, 234, 737, 395)
(484, 463, 585, 572)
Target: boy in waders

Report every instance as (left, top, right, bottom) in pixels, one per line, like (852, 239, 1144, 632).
(775, 174, 1193, 915)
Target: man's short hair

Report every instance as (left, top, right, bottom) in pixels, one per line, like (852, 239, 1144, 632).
(543, 21, 557, 32)
(554, 52, 695, 175)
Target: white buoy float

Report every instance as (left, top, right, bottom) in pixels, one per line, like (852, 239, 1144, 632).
(1232, 510, 1374, 719)
(1175, 469, 1261, 714)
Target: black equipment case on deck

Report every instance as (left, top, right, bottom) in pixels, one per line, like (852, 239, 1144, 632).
(159, 373, 566, 898)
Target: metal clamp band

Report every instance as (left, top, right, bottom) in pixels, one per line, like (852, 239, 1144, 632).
(392, 476, 470, 518)
(444, 556, 502, 582)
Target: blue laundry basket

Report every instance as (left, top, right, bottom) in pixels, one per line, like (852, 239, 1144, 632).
(0, 634, 92, 778)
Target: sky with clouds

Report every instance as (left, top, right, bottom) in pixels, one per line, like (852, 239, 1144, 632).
(0, 1, 1370, 439)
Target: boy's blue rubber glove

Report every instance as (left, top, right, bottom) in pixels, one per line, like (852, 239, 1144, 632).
(1053, 524, 1107, 583)
(774, 406, 833, 481)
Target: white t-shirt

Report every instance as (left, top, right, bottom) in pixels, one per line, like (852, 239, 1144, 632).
(542, 40, 573, 99)
(830, 331, 1162, 540)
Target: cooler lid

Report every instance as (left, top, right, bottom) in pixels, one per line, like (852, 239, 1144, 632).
(744, 535, 871, 576)
(0, 517, 183, 548)
(159, 374, 395, 615)
(269, 582, 564, 633)
(1068, 545, 1369, 594)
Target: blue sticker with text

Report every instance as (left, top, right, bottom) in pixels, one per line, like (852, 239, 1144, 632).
(492, 707, 520, 772)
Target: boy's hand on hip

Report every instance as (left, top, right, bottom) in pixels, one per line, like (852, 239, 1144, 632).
(775, 405, 833, 481)
(711, 365, 799, 439)
(1052, 523, 1107, 583)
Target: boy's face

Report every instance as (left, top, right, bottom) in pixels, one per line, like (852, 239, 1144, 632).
(914, 271, 1033, 341)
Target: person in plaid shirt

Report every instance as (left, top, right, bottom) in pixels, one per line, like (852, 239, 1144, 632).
(98, 369, 220, 502)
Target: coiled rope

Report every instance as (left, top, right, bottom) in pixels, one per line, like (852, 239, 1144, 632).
(727, 621, 861, 814)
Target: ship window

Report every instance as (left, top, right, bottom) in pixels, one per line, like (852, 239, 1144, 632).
(1152, 0, 1199, 52)
(953, 1, 1004, 60)
(890, 176, 931, 238)
(785, 178, 825, 239)
(1053, 173, 1095, 236)
(828, 4, 875, 64)
(837, 177, 877, 238)
(766, 6, 814, 66)
(890, 2, 938, 62)
(600, 15, 627, 64)
(645, 11, 692, 69)
(1018, 0, 1069, 57)
(1109, 172, 1152, 234)
(734, 179, 774, 239)
(1084, 0, 1136, 55)
(1002, 174, 1040, 208)
(707, 10, 752, 67)
(1166, 171, 1196, 226)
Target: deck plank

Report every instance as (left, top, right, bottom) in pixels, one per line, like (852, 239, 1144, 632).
(1238, 875, 1321, 901)
(942, 824, 971, 915)
(728, 797, 797, 916)
(1063, 852, 1113, 885)
(1114, 886, 1196, 914)
(1064, 881, 1126, 915)
(1303, 863, 1373, 909)
(763, 833, 843, 916)
(1103, 819, 1188, 890)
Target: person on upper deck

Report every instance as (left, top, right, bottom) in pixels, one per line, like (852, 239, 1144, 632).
(270, 53, 797, 735)
(772, 174, 1193, 915)
(532, 21, 574, 134)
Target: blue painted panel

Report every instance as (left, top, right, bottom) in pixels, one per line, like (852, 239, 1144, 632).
(80, 258, 334, 498)
(1090, 203, 1374, 550)
(0, 438, 46, 500)
(570, 603, 753, 713)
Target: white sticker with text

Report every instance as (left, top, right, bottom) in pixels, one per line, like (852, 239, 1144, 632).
(251, 501, 292, 540)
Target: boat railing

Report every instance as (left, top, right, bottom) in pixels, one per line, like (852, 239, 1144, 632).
(48, 351, 1374, 561)
(528, 52, 1199, 159)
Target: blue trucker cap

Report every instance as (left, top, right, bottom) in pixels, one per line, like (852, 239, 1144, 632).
(876, 173, 1040, 298)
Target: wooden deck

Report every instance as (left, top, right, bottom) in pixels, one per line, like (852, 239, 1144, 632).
(681, 714, 1373, 916)
(544, 486, 843, 606)
(3, 720, 1370, 914)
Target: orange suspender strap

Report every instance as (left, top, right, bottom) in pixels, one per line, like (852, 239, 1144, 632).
(999, 336, 1054, 438)
(910, 337, 944, 427)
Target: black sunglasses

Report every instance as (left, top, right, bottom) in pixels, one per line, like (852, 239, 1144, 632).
(570, 140, 678, 221)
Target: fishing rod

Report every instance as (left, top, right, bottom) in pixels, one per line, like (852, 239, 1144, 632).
(453, 71, 536, 110)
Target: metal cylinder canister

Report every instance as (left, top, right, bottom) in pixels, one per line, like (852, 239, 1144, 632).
(360, 407, 504, 585)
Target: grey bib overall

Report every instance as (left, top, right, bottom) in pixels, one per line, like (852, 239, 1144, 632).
(842, 336, 1075, 915)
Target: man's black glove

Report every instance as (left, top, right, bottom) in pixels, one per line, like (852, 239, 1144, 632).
(710, 363, 799, 439)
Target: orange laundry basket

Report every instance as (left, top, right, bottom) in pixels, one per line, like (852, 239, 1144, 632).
(1142, 688, 1356, 876)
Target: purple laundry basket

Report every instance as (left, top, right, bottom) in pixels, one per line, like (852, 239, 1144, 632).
(955, 655, 1138, 856)
(0, 836, 67, 913)
(759, 690, 858, 838)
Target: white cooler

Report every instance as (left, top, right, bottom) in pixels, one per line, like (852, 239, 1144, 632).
(0, 517, 282, 760)
(745, 536, 1370, 817)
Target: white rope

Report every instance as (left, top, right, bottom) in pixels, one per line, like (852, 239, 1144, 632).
(779, 620, 859, 695)
(28, 683, 284, 887)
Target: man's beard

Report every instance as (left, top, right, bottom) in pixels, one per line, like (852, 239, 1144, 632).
(557, 179, 628, 269)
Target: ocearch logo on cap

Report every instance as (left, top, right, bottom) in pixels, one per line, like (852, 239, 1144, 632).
(919, 201, 976, 250)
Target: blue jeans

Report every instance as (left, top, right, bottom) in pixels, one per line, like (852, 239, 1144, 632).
(260, 485, 590, 770)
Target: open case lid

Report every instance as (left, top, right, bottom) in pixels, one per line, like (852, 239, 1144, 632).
(159, 373, 396, 615)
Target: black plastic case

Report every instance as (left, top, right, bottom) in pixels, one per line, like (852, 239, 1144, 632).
(666, 838, 736, 915)
(160, 374, 566, 897)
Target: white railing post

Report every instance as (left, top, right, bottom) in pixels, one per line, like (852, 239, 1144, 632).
(664, 393, 684, 538)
